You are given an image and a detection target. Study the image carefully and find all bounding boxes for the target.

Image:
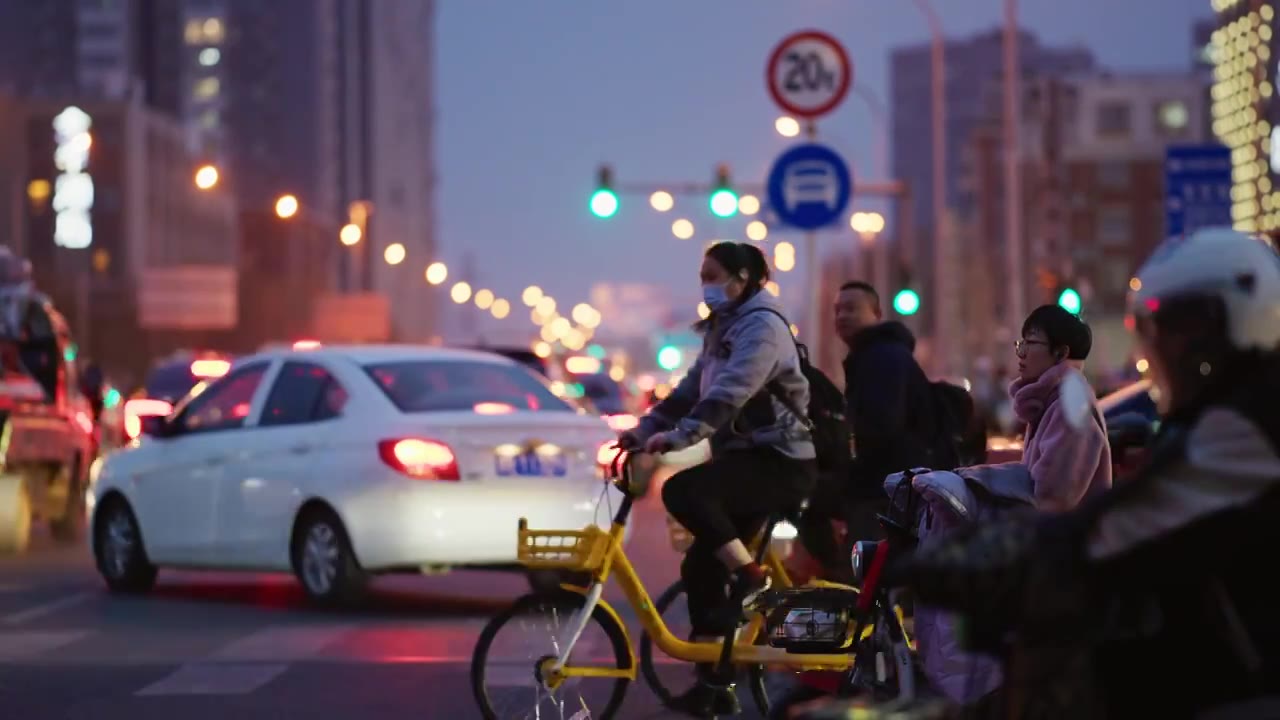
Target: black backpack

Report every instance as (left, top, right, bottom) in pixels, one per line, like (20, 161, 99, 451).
(741, 308, 853, 475)
(930, 380, 975, 469)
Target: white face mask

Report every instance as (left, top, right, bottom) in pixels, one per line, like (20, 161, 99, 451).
(702, 282, 731, 311)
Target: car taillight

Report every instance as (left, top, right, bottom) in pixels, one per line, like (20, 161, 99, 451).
(191, 358, 230, 378)
(124, 398, 173, 439)
(378, 438, 460, 481)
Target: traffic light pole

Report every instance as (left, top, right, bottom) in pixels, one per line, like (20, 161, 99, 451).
(593, 165, 908, 363)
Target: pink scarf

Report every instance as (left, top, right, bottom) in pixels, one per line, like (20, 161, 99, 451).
(1009, 362, 1072, 433)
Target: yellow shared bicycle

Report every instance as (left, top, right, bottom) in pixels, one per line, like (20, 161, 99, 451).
(470, 453, 916, 719)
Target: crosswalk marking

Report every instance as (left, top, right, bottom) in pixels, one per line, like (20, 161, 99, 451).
(211, 624, 352, 661)
(2, 592, 93, 625)
(0, 630, 90, 660)
(135, 663, 288, 696)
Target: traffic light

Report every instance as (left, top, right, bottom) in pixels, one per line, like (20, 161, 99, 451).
(656, 345, 682, 371)
(893, 289, 920, 316)
(590, 165, 619, 219)
(1057, 287, 1082, 315)
(708, 164, 737, 218)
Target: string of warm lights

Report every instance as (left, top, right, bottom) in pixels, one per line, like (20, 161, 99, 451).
(189, 168, 597, 338)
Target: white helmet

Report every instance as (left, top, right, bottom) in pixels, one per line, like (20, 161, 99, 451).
(1128, 227, 1280, 352)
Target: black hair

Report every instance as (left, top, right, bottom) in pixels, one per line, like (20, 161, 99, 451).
(695, 242, 770, 331)
(838, 280, 881, 314)
(1022, 304, 1092, 360)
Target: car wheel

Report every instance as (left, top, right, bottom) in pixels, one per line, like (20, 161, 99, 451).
(292, 509, 367, 607)
(93, 498, 157, 593)
(0, 473, 32, 555)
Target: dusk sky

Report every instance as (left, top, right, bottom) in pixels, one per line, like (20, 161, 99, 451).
(437, 0, 1206, 326)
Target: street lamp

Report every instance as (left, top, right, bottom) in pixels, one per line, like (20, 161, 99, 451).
(522, 285, 543, 307)
(450, 281, 472, 304)
(194, 164, 219, 190)
(746, 220, 768, 241)
(737, 195, 761, 215)
(671, 218, 694, 240)
(649, 191, 674, 212)
(383, 242, 406, 265)
(491, 298, 511, 319)
(775, 116, 801, 137)
(339, 223, 362, 246)
(425, 261, 448, 285)
(474, 288, 495, 310)
(850, 211, 886, 244)
(275, 194, 299, 219)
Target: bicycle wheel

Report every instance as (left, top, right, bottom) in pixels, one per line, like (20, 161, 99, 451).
(637, 579, 772, 715)
(471, 590, 632, 720)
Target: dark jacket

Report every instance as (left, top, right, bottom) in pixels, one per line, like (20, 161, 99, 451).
(894, 356, 1280, 719)
(842, 321, 938, 498)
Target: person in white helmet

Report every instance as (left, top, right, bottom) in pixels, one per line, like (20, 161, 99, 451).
(874, 228, 1280, 719)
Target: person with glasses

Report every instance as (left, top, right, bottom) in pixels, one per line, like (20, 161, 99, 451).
(1011, 304, 1112, 512)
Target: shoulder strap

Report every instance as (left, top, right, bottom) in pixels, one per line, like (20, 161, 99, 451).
(737, 306, 813, 428)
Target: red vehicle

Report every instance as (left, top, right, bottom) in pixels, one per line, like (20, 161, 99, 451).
(0, 297, 98, 553)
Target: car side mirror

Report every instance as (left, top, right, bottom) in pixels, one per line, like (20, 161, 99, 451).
(139, 414, 170, 438)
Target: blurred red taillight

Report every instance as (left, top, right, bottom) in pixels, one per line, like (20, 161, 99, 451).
(378, 438, 460, 480)
(124, 398, 173, 439)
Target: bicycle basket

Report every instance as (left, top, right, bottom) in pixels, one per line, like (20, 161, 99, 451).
(760, 587, 860, 654)
(516, 521, 611, 572)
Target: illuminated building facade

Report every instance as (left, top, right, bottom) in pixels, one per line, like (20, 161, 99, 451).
(1210, 0, 1278, 232)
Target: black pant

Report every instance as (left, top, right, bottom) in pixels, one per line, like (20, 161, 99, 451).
(662, 447, 815, 636)
(796, 471, 886, 581)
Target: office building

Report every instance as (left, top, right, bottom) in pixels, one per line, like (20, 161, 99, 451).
(956, 71, 1207, 374)
(890, 29, 1095, 340)
(1209, 1, 1276, 235)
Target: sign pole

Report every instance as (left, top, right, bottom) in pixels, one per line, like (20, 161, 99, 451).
(765, 30, 853, 363)
(803, 120, 821, 364)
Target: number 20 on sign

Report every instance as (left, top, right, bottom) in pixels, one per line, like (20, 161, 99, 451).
(767, 30, 853, 120)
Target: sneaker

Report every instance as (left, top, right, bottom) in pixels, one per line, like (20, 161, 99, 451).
(666, 681, 741, 718)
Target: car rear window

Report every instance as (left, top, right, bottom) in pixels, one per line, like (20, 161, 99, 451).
(364, 359, 575, 413)
(144, 363, 198, 402)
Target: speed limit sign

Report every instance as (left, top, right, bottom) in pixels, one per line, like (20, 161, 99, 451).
(766, 30, 852, 119)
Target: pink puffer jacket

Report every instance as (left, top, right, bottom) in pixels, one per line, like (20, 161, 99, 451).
(1009, 363, 1113, 511)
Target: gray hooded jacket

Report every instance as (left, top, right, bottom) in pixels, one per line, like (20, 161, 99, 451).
(635, 290, 815, 459)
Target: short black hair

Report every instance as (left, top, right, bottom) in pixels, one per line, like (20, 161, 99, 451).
(839, 281, 880, 312)
(1022, 304, 1092, 360)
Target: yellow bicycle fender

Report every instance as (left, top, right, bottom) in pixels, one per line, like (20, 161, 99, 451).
(557, 584, 638, 679)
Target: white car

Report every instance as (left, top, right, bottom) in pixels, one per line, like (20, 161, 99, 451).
(88, 345, 625, 604)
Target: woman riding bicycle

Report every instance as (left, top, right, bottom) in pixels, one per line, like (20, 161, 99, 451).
(619, 241, 817, 717)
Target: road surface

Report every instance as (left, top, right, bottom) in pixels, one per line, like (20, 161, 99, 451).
(0, 474, 781, 719)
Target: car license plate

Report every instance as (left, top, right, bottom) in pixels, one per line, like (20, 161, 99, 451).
(495, 452, 568, 477)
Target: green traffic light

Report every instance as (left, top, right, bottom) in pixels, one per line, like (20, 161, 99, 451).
(590, 189, 619, 218)
(709, 189, 738, 218)
(893, 289, 920, 316)
(656, 345, 682, 371)
(1058, 287, 1082, 315)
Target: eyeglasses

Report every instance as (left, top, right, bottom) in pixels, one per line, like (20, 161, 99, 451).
(1014, 339, 1048, 357)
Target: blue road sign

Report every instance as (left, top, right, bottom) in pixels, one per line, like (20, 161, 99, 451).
(1165, 144, 1232, 240)
(766, 143, 853, 231)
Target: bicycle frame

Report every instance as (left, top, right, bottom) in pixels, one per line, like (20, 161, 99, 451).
(537, 519, 857, 686)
